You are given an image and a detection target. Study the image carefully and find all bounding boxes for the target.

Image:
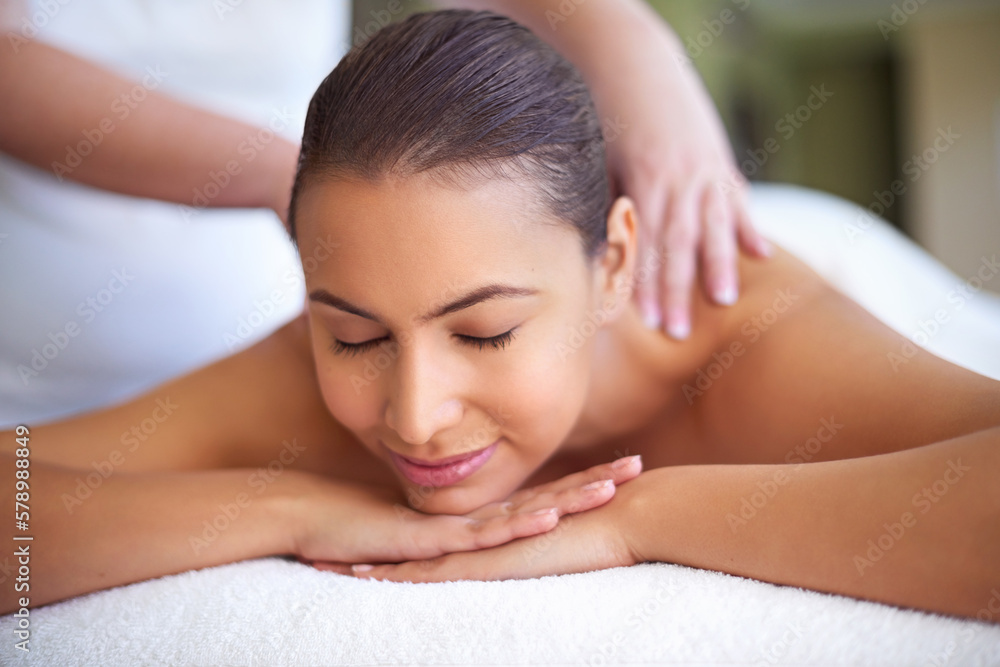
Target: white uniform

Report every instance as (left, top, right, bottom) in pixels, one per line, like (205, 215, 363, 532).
(0, 0, 350, 427)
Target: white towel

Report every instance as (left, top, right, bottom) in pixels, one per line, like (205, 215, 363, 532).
(4, 557, 1000, 666)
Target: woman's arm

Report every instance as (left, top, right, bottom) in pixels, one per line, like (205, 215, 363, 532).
(0, 451, 298, 613)
(0, 40, 297, 223)
(624, 426, 1000, 620)
(346, 427, 1000, 621)
(0, 433, 641, 612)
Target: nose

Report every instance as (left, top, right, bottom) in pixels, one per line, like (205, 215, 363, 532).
(383, 342, 463, 446)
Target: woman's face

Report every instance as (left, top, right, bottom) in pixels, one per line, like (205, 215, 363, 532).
(294, 170, 632, 515)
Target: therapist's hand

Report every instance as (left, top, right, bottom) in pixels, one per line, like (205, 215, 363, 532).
(604, 66, 771, 339)
(454, 0, 773, 338)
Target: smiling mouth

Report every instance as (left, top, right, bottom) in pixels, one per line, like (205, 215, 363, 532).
(387, 440, 500, 487)
(396, 446, 490, 467)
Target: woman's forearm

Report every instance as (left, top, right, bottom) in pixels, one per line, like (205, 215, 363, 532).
(0, 40, 297, 218)
(629, 426, 1000, 620)
(0, 452, 299, 613)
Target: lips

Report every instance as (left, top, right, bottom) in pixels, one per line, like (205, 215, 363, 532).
(388, 440, 499, 487)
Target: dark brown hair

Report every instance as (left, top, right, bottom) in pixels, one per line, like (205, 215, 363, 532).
(288, 9, 610, 258)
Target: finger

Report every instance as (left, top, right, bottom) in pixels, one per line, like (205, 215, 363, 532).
(395, 507, 561, 561)
(528, 477, 618, 516)
(351, 504, 629, 583)
(307, 560, 354, 575)
(660, 181, 702, 339)
(700, 184, 739, 306)
(734, 198, 772, 258)
(350, 549, 538, 584)
(496, 454, 643, 510)
(349, 552, 491, 584)
(718, 171, 771, 259)
(629, 181, 670, 330)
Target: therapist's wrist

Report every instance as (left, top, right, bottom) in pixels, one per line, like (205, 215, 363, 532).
(262, 137, 300, 231)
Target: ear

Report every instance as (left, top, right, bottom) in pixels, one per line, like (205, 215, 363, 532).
(591, 196, 638, 321)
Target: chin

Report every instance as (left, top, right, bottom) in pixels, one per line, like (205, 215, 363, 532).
(399, 476, 508, 516)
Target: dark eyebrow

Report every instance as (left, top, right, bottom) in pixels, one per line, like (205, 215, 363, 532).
(309, 284, 539, 324)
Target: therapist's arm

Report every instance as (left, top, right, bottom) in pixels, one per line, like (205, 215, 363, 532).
(0, 40, 297, 224)
(440, 0, 771, 338)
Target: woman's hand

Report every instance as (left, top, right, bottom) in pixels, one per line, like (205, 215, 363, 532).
(306, 455, 647, 581)
(299, 454, 644, 575)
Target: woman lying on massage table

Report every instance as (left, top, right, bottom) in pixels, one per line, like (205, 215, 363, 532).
(4, 9, 998, 622)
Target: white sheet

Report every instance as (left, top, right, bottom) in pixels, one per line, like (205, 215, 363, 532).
(3, 184, 999, 666)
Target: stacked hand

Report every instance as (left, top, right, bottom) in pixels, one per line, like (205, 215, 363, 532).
(295, 454, 645, 582)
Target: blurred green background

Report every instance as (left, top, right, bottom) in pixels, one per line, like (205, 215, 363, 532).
(352, 0, 1000, 280)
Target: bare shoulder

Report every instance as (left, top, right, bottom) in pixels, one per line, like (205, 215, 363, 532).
(23, 312, 356, 475)
(686, 245, 1000, 464)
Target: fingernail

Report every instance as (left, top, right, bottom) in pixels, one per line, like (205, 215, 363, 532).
(758, 238, 773, 257)
(714, 283, 737, 306)
(641, 302, 661, 330)
(582, 479, 613, 491)
(352, 564, 374, 573)
(612, 455, 641, 470)
(531, 507, 559, 517)
(666, 308, 690, 340)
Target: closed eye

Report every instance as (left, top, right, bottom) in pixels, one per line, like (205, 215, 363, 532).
(328, 337, 386, 358)
(455, 328, 517, 351)
(329, 328, 517, 357)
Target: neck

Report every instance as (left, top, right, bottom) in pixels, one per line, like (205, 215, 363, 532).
(562, 302, 703, 453)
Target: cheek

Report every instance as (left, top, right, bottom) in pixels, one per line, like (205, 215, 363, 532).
(504, 329, 593, 443)
(312, 353, 383, 434)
